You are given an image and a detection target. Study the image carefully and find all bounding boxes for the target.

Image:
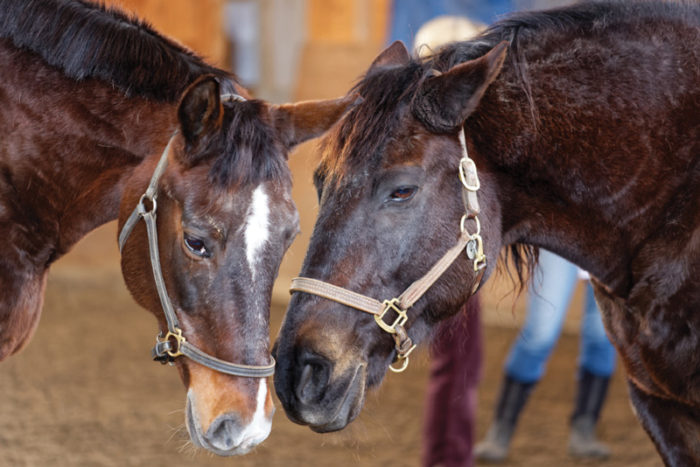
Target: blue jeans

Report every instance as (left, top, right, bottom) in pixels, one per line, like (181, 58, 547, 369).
(505, 250, 616, 383)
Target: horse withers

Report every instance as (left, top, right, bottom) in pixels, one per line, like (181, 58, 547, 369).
(273, 1, 700, 464)
(0, 0, 354, 456)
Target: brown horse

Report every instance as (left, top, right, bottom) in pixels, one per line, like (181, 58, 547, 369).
(273, 1, 700, 464)
(0, 0, 354, 456)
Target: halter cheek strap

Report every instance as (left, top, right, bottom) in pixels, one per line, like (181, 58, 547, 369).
(119, 93, 275, 378)
(290, 127, 486, 373)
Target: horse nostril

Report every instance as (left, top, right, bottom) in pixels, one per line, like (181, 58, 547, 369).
(296, 363, 314, 401)
(295, 349, 331, 405)
(206, 414, 242, 452)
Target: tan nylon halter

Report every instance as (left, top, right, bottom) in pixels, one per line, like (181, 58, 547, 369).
(290, 127, 487, 373)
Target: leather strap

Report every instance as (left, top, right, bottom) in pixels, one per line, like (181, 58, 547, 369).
(397, 231, 470, 310)
(290, 278, 384, 315)
(118, 97, 275, 378)
(290, 231, 469, 316)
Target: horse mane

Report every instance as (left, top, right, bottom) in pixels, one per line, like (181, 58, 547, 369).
(424, 1, 696, 287)
(427, 0, 697, 125)
(0, 0, 234, 101)
(0, 0, 288, 186)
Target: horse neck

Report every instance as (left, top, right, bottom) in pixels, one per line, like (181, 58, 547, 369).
(1, 42, 177, 267)
(468, 50, 699, 296)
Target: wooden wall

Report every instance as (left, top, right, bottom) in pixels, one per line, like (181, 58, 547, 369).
(307, 0, 389, 46)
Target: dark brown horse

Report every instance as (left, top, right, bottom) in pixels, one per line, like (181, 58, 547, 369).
(273, 1, 700, 464)
(0, 0, 354, 456)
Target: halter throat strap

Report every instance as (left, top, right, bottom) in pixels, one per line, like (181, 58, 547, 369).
(290, 127, 486, 373)
(118, 121, 275, 378)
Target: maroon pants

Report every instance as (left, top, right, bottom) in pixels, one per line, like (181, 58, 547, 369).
(422, 295, 483, 467)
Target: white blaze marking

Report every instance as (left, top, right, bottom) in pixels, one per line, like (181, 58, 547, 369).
(239, 379, 272, 449)
(251, 379, 270, 432)
(245, 185, 270, 277)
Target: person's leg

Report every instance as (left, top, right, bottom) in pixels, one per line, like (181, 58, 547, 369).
(569, 283, 616, 458)
(423, 297, 483, 467)
(476, 250, 578, 462)
(505, 250, 580, 382)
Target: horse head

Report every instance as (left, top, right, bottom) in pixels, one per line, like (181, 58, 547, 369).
(119, 75, 356, 455)
(274, 41, 508, 432)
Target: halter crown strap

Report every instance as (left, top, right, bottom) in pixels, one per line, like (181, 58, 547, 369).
(290, 127, 486, 374)
(118, 126, 275, 378)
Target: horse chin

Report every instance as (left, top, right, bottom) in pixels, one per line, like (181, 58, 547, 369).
(295, 364, 367, 433)
(185, 390, 272, 456)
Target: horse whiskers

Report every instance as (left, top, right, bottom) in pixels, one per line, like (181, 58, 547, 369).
(166, 422, 189, 444)
(176, 438, 200, 457)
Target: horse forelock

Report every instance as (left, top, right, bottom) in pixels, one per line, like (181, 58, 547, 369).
(0, 0, 234, 101)
(208, 100, 290, 188)
(317, 62, 426, 193)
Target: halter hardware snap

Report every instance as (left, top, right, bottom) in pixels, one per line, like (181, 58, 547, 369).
(374, 298, 408, 334)
(389, 327, 417, 373)
(460, 215, 486, 271)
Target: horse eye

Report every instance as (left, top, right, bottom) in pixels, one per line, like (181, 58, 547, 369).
(389, 186, 417, 202)
(184, 234, 210, 258)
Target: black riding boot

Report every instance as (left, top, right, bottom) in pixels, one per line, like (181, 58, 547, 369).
(568, 368, 612, 459)
(474, 375, 536, 463)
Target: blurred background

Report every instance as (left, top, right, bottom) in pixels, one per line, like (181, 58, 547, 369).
(0, 1, 659, 466)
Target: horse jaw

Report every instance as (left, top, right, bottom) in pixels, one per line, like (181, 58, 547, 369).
(0, 270, 47, 360)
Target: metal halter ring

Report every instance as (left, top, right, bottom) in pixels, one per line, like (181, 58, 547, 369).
(137, 193, 157, 216)
(159, 328, 186, 358)
(389, 344, 417, 373)
(460, 214, 481, 236)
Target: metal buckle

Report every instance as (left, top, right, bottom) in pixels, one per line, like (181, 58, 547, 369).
(459, 157, 480, 191)
(374, 298, 408, 334)
(156, 328, 186, 358)
(389, 343, 417, 373)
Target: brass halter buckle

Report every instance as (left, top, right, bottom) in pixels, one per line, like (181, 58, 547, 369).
(157, 327, 186, 358)
(374, 298, 408, 334)
(375, 299, 417, 373)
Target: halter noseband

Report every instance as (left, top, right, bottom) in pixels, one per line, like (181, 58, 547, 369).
(118, 93, 275, 378)
(290, 127, 486, 373)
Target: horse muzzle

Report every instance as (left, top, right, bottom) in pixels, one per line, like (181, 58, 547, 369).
(184, 368, 274, 456)
(275, 345, 367, 432)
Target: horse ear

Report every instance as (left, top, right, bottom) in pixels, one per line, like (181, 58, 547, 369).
(271, 93, 361, 150)
(412, 41, 508, 133)
(368, 40, 411, 72)
(177, 75, 223, 156)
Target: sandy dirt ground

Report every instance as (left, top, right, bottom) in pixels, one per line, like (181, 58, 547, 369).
(0, 224, 661, 467)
